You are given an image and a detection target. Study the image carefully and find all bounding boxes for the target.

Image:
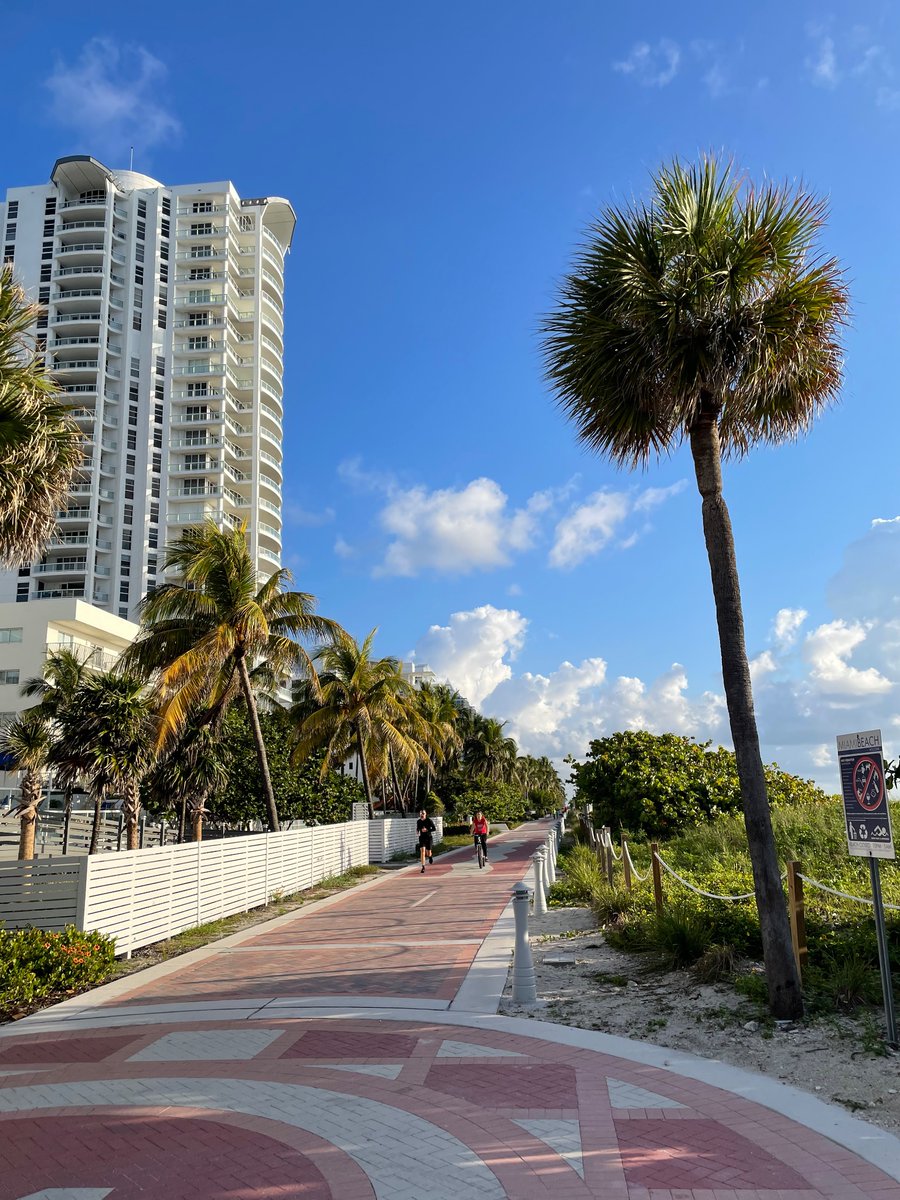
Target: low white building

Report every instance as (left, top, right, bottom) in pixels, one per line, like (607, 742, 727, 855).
(0, 598, 139, 796)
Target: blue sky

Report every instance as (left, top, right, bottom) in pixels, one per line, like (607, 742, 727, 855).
(4, 0, 900, 789)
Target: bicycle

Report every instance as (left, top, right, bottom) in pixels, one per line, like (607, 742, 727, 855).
(474, 834, 487, 869)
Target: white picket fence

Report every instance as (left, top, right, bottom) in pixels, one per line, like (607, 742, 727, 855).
(0, 821, 369, 957)
(368, 816, 443, 862)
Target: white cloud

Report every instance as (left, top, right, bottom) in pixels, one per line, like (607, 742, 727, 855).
(811, 744, 833, 768)
(284, 502, 335, 527)
(44, 38, 180, 159)
(803, 620, 893, 696)
(772, 607, 808, 650)
(414, 606, 528, 706)
(333, 537, 355, 559)
(549, 491, 630, 569)
(808, 31, 840, 87)
(750, 650, 777, 683)
(375, 478, 549, 577)
(613, 40, 681, 87)
(549, 481, 686, 569)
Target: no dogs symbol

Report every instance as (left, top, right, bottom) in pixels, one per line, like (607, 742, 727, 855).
(853, 757, 884, 811)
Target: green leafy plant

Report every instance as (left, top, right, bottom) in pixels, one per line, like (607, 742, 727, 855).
(693, 943, 737, 983)
(654, 906, 714, 969)
(0, 926, 116, 1018)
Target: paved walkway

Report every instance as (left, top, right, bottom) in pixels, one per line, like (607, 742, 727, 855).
(1, 821, 899, 1199)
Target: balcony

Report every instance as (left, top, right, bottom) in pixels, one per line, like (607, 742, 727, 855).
(173, 316, 226, 329)
(166, 505, 223, 525)
(53, 288, 102, 302)
(259, 473, 282, 497)
(171, 434, 222, 449)
(53, 336, 101, 349)
(56, 508, 91, 521)
(61, 196, 107, 210)
(170, 409, 224, 425)
(170, 484, 224, 499)
(32, 588, 87, 600)
(259, 449, 282, 474)
(172, 363, 225, 378)
(57, 242, 105, 256)
(54, 360, 98, 372)
(174, 292, 226, 308)
(174, 339, 223, 353)
(170, 458, 222, 474)
(51, 312, 101, 326)
(60, 384, 99, 396)
(258, 496, 280, 517)
(33, 559, 87, 575)
(54, 265, 105, 279)
(58, 219, 106, 234)
(259, 547, 281, 566)
(176, 204, 227, 216)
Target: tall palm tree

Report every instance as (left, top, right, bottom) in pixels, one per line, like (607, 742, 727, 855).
(415, 682, 462, 800)
(54, 671, 157, 852)
(122, 521, 341, 833)
(21, 646, 95, 851)
(0, 266, 82, 565)
(145, 714, 229, 843)
(0, 709, 52, 859)
(464, 716, 518, 783)
(292, 630, 427, 819)
(541, 155, 847, 1019)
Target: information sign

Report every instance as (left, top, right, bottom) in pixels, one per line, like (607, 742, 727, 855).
(836, 729, 895, 859)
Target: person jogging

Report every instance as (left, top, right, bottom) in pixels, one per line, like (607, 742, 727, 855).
(470, 810, 490, 866)
(417, 809, 436, 873)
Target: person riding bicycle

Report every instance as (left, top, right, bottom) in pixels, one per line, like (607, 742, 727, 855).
(470, 810, 490, 864)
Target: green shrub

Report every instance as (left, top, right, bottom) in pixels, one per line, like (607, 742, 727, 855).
(693, 943, 737, 983)
(807, 953, 883, 1011)
(654, 906, 714, 969)
(0, 926, 117, 1018)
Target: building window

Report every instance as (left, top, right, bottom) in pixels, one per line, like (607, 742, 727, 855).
(9, 201, 20, 217)
(136, 220, 146, 241)
(160, 219, 170, 238)
(119, 583, 130, 603)
(159, 261, 169, 283)
(4, 247, 14, 265)
(122, 530, 132, 550)
(155, 355, 165, 377)
(132, 313, 142, 331)
(136, 244, 144, 264)
(126, 429, 137, 451)
(134, 266, 144, 285)
(130, 357, 140, 379)
(186, 384, 209, 398)
(124, 479, 134, 500)
(159, 243, 168, 261)
(188, 311, 210, 327)
(153, 429, 163, 448)
(154, 382, 164, 401)
(154, 404, 164, 425)
(39, 264, 51, 282)
(38, 287, 50, 304)
(239, 214, 255, 232)
(150, 502, 159, 523)
(189, 267, 211, 281)
(192, 201, 213, 213)
(151, 477, 160, 498)
(123, 504, 133, 525)
(16, 583, 29, 602)
(191, 222, 214, 236)
(0, 670, 20, 685)
(188, 336, 209, 351)
(148, 530, 158, 549)
(128, 405, 138, 427)
(0, 628, 23, 644)
(137, 199, 147, 217)
(118, 606, 129, 619)
(157, 311, 167, 330)
(134, 286, 143, 309)
(126, 454, 135, 474)
(41, 242, 53, 260)
(120, 557, 130, 577)
(152, 452, 161, 474)
(147, 556, 157, 575)
(129, 382, 139, 402)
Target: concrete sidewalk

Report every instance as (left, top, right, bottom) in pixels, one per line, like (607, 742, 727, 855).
(0, 820, 898, 1199)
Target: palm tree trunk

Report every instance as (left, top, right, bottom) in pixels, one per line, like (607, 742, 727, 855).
(88, 792, 103, 855)
(61, 784, 74, 855)
(178, 798, 187, 844)
(235, 652, 280, 833)
(356, 728, 375, 819)
(191, 796, 205, 843)
(124, 776, 141, 851)
(690, 407, 803, 1020)
(17, 773, 39, 860)
(389, 746, 402, 814)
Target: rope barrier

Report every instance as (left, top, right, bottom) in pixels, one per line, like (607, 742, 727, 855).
(654, 852, 756, 901)
(798, 873, 900, 912)
(623, 841, 649, 883)
(599, 830, 622, 860)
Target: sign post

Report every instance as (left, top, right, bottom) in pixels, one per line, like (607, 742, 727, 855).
(836, 729, 897, 1047)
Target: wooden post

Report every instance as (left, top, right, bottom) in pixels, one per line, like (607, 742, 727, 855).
(650, 842, 664, 916)
(621, 835, 632, 891)
(786, 860, 807, 975)
(602, 827, 614, 885)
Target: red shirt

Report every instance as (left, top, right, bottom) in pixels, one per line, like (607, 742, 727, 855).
(472, 817, 488, 835)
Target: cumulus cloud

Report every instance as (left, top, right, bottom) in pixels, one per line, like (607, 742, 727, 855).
(807, 31, 840, 87)
(805, 24, 900, 110)
(414, 606, 528, 706)
(772, 607, 808, 650)
(803, 620, 893, 696)
(375, 478, 550, 577)
(44, 38, 181, 159)
(549, 481, 686, 569)
(750, 650, 778, 683)
(614, 39, 681, 87)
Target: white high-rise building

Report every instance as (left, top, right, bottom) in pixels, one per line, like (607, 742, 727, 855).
(0, 155, 294, 620)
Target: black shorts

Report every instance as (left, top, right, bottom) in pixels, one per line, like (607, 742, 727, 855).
(418, 834, 433, 851)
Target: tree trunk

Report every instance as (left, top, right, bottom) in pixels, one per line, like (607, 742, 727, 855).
(178, 798, 187, 844)
(124, 776, 141, 851)
(88, 793, 103, 855)
(17, 773, 39, 861)
(62, 784, 73, 855)
(690, 407, 803, 1020)
(388, 746, 402, 815)
(191, 797, 205, 843)
(356, 728, 375, 819)
(235, 652, 280, 833)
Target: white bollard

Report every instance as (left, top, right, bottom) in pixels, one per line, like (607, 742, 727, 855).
(545, 835, 557, 883)
(532, 849, 548, 916)
(511, 883, 538, 1004)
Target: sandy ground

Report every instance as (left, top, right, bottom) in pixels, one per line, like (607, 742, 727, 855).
(500, 906, 900, 1133)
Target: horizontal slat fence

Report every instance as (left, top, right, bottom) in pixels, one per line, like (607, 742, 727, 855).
(0, 821, 370, 956)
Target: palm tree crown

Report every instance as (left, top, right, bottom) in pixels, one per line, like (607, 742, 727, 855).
(123, 521, 341, 831)
(0, 266, 82, 565)
(541, 156, 847, 465)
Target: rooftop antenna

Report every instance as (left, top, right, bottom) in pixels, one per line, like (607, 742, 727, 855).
(129, 146, 134, 171)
